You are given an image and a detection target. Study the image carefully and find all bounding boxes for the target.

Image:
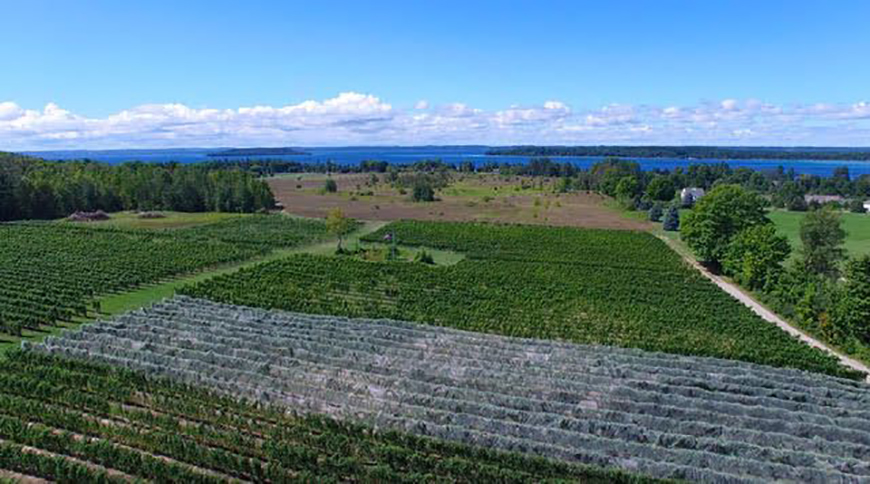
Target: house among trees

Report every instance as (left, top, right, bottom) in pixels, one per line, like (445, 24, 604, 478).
(804, 194, 844, 204)
(864, 200, 870, 212)
(680, 187, 705, 206)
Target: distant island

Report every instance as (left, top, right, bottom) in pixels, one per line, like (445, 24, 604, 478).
(486, 146, 870, 161)
(208, 147, 309, 157)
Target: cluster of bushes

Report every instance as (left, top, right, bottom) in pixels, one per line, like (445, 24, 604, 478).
(318, 161, 447, 203)
(681, 184, 870, 352)
(0, 152, 275, 221)
(647, 202, 681, 231)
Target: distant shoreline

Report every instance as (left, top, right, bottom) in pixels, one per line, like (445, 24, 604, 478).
(13, 146, 870, 177)
(207, 147, 309, 157)
(486, 146, 870, 161)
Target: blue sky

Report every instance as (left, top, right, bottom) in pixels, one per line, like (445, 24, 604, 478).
(2, 0, 869, 148)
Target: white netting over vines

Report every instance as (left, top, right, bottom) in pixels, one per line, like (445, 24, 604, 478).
(34, 296, 870, 483)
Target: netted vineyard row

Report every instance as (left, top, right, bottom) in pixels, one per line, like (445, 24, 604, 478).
(0, 350, 649, 483)
(182, 249, 858, 378)
(0, 216, 328, 336)
(35, 296, 870, 483)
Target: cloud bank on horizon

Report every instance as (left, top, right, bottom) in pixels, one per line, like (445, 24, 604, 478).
(2, 92, 870, 150)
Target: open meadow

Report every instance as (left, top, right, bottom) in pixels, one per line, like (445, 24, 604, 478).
(268, 172, 652, 230)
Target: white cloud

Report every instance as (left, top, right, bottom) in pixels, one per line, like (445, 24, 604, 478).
(661, 106, 681, 118)
(439, 103, 480, 117)
(0, 102, 25, 121)
(720, 98, 739, 111)
(829, 101, 870, 120)
(585, 104, 635, 126)
(494, 101, 571, 126)
(2, 93, 870, 149)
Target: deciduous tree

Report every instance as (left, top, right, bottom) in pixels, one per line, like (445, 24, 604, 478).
(722, 225, 790, 290)
(326, 208, 354, 252)
(645, 176, 676, 202)
(681, 184, 768, 266)
(831, 255, 870, 343)
(800, 207, 846, 279)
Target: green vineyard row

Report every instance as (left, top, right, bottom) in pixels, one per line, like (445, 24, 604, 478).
(0, 350, 656, 483)
(0, 215, 329, 336)
(185, 221, 859, 379)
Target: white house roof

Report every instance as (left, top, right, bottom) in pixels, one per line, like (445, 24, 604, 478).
(681, 187, 705, 196)
(804, 195, 844, 203)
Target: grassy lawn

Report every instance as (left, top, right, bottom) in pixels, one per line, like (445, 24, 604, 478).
(650, 208, 869, 260)
(602, 199, 652, 223)
(57, 210, 247, 230)
(768, 209, 870, 258)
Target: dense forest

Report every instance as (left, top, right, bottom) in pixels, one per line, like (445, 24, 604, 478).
(486, 145, 870, 161)
(0, 152, 275, 221)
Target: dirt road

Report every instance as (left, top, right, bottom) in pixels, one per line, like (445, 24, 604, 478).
(658, 235, 870, 382)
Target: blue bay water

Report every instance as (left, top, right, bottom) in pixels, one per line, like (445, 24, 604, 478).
(21, 146, 870, 177)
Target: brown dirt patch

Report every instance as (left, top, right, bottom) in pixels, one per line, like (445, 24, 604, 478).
(269, 174, 652, 231)
(0, 470, 49, 483)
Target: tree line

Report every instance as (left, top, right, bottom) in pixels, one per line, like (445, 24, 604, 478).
(679, 184, 870, 358)
(212, 156, 870, 208)
(0, 152, 275, 221)
(564, 158, 870, 213)
(485, 145, 870, 161)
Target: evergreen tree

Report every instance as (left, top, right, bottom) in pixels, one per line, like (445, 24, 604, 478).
(662, 206, 680, 231)
(648, 203, 664, 222)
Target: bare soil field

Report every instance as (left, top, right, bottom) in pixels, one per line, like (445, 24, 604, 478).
(269, 173, 652, 230)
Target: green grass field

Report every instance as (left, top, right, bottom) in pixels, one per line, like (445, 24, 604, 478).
(441, 178, 552, 198)
(768, 210, 870, 258)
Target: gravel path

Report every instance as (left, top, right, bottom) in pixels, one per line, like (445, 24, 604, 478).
(658, 234, 870, 383)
